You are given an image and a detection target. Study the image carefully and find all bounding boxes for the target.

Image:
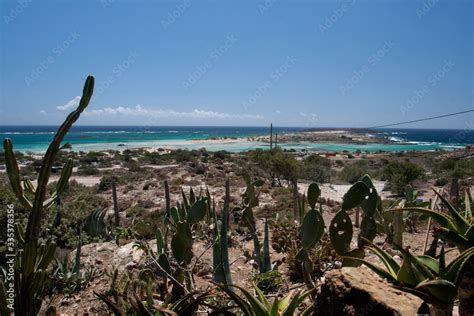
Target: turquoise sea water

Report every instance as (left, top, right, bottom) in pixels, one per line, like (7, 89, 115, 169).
(0, 126, 472, 153)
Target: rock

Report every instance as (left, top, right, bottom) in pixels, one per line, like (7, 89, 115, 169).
(315, 267, 424, 316)
(68, 240, 156, 273)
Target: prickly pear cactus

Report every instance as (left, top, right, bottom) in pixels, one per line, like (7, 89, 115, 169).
(329, 174, 379, 259)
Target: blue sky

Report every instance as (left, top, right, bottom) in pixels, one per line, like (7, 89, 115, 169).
(0, 0, 472, 128)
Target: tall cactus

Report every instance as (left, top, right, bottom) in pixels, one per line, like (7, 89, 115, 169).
(112, 180, 120, 227)
(212, 179, 233, 286)
(0, 75, 94, 315)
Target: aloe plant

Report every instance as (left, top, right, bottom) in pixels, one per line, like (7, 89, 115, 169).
(214, 282, 314, 316)
(0, 75, 94, 315)
(396, 189, 474, 315)
(348, 238, 474, 315)
(211, 179, 233, 286)
(96, 268, 215, 315)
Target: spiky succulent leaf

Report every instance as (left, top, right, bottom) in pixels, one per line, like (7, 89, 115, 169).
(416, 255, 439, 275)
(433, 227, 471, 252)
(465, 190, 472, 223)
(23, 178, 36, 194)
(394, 245, 435, 281)
(156, 228, 165, 255)
(444, 247, 474, 287)
(170, 207, 180, 223)
(213, 283, 254, 316)
(345, 257, 397, 282)
(396, 254, 422, 286)
(433, 189, 470, 234)
(394, 207, 457, 231)
(415, 279, 457, 305)
(361, 237, 400, 277)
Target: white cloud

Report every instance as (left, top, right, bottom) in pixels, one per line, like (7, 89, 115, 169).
(275, 110, 281, 114)
(57, 96, 80, 111)
(84, 105, 264, 120)
(39, 110, 47, 115)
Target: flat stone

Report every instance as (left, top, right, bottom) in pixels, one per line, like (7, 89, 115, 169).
(315, 267, 424, 315)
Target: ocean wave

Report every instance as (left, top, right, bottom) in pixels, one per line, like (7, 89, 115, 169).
(168, 131, 179, 133)
(407, 141, 442, 146)
(440, 145, 465, 149)
(389, 137, 404, 142)
(2, 132, 55, 135)
(82, 131, 130, 134)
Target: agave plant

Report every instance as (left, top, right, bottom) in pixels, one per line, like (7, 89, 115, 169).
(349, 238, 474, 315)
(396, 189, 474, 315)
(211, 179, 233, 286)
(214, 282, 314, 316)
(96, 268, 215, 315)
(0, 75, 94, 315)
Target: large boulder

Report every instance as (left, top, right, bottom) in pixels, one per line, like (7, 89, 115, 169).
(315, 267, 424, 315)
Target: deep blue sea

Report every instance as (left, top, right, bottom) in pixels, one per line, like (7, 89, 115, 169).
(0, 126, 472, 153)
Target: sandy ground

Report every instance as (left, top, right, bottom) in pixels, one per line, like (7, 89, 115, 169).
(298, 180, 389, 201)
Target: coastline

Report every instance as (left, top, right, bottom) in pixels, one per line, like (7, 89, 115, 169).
(0, 127, 470, 153)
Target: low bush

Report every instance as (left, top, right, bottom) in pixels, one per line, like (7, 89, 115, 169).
(382, 160, 424, 195)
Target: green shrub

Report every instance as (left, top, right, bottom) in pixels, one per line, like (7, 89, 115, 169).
(382, 160, 424, 195)
(98, 175, 118, 191)
(77, 165, 100, 175)
(251, 149, 301, 185)
(300, 154, 331, 183)
(434, 177, 449, 187)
